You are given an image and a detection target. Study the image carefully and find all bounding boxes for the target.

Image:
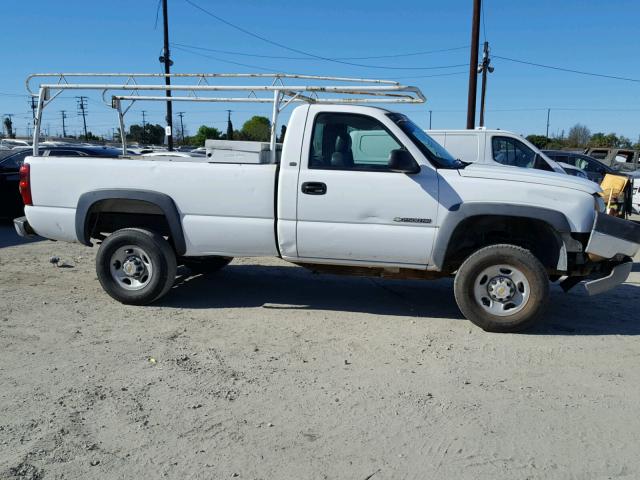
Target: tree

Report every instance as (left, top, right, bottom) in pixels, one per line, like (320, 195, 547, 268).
(525, 135, 551, 149)
(241, 116, 271, 142)
(128, 123, 166, 145)
(191, 125, 222, 146)
(566, 123, 591, 148)
(3, 116, 15, 138)
(618, 135, 632, 148)
(588, 132, 619, 148)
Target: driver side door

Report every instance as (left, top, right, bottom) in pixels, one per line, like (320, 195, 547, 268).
(295, 109, 439, 267)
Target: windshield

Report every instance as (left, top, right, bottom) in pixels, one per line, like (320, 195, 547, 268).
(386, 112, 463, 169)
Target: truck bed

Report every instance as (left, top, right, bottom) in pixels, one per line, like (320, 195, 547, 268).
(25, 155, 280, 257)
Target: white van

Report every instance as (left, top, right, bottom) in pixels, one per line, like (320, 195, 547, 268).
(427, 128, 566, 174)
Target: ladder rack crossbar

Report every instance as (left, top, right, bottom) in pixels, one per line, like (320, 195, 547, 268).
(27, 72, 426, 157)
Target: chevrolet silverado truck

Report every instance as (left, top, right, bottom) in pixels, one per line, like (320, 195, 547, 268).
(14, 76, 640, 332)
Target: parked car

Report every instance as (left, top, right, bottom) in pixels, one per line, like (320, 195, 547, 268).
(426, 129, 567, 174)
(556, 162, 588, 179)
(15, 104, 640, 333)
(632, 182, 640, 215)
(544, 150, 636, 217)
(544, 150, 617, 184)
(584, 148, 639, 173)
(1, 145, 122, 218)
(0, 139, 30, 149)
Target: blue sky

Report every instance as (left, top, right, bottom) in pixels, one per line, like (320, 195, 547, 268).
(2, 0, 639, 140)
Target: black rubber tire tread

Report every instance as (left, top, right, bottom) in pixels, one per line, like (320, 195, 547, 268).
(454, 244, 549, 333)
(96, 228, 177, 305)
(183, 256, 233, 274)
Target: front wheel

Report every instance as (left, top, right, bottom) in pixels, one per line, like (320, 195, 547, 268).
(453, 244, 549, 332)
(96, 228, 177, 305)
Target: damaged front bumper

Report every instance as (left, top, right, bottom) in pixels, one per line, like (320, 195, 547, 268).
(582, 212, 640, 295)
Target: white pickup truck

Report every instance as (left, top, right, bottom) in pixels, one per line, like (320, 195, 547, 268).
(13, 74, 640, 332)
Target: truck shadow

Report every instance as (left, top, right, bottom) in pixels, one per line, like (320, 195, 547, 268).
(528, 283, 640, 336)
(159, 263, 640, 334)
(160, 263, 463, 320)
(0, 221, 42, 249)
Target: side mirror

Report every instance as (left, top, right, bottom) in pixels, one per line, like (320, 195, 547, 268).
(388, 149, 420, 174)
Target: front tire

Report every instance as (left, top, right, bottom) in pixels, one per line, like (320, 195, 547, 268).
(454, 244, 549, 332)
(96, 228, 177, 305)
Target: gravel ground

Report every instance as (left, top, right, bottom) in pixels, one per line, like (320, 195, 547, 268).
(1, 220, 639, 480)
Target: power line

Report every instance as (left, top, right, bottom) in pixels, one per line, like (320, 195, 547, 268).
(493, 55, 640, 83)
(390, 70, 468, 80)
(183, 0, 466, 71)
(173, 43, 466, 72)
(154, 0, 162, 29)
(172, 45, 279, 72)
(171, 42, 470, 61)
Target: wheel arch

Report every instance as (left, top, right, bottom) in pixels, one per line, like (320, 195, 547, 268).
(433, 204, 571, 272)
(76, 189, 186, 256)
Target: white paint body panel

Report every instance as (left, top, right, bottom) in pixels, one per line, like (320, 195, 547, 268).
(427, 129, 566, 174)
(26, 156, 279, 256)
(24, 105, 601, 269)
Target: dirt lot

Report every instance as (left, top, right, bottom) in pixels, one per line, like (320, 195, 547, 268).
(1, 221, 639, 480)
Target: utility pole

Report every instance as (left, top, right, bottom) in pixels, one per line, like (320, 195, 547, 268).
(160, 0, 174, 150)
(466, 0, 481, 129)
(226, 110, 233, 140)
(76, 96, 88, 141)
(429, 110, 432, 129)
(30, 97, 37, 121)
(177, 112, 185, 143)
(141, 110, 147, 144)
(546, 108, 551, 137)
(3, 113, 14, 137)
(227, 110, 233, 140)
(60, 110, 68, 138)
(478, 41, 494, 128)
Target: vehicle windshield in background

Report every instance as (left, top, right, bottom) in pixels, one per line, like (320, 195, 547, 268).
(386, 112, 463, 169)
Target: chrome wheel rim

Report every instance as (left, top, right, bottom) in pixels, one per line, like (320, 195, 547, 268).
(109, 245, 153, 291)
(473, 264, 530, 317)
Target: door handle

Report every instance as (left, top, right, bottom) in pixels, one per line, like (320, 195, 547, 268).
(301, 182, 327, 195)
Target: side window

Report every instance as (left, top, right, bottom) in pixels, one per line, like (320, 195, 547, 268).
(589, 150, 607, 160)
(584, 158, 605, 174)
(47, 149, 85, 157)
(614, 152, 634, 164)
(571, 155, 590, 171)
(491, 136, 536, 168)
(309, 113, 402, 171)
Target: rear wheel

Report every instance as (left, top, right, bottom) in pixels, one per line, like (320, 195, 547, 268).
(454, 244, 549, 332)
(183, 256, 233, 274)
(96, 228, 177, 305)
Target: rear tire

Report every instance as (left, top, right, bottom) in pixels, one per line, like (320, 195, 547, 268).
(96, 228, 177, 305)
(454, 244, 549, 333)
(183, 256, 233, 274)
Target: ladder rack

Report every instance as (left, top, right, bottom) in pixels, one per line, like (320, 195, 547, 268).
(26, 73, 426, 158)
